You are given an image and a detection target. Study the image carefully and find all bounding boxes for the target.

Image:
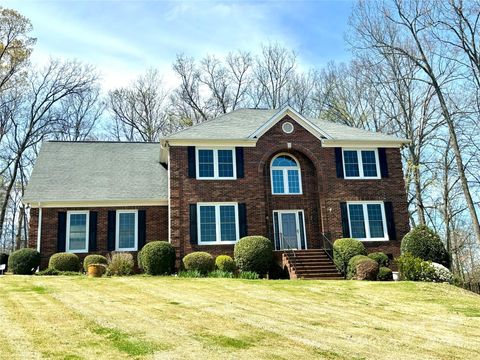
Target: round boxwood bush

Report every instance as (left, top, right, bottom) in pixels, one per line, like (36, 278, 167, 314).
(83, 254, 108, 271)
(401, 225, 449, 266)
(234, 236, 273, 274)
(377, 267, 393, 281)
(138, 241, 176, 275)
(49, 253, 80, 272)
(8, 248, 41, 274)
(333, 238, 367, 275)
(347, 255, 370, 280)
(355, 258, 379, 280)
(182, 252, 214, 275)
(368, 252, 389, 267)
(215, 255, 236, 273)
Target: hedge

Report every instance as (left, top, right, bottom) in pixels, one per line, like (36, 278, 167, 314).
(333, 238, 367, 275)
(234, 236, 273, 275)
(8, 248, 41, 275)
(49, 253, 80, 272)
(182, 252, 214, 275)
(138, 241, 176, 275)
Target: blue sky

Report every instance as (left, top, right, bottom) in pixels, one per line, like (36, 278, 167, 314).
(4, 0, 353, 89)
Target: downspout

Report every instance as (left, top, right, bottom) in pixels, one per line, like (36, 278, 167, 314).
(37, 203, 42, 253)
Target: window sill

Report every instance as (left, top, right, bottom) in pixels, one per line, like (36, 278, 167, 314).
(198, 241, 237, 245)
(116, 248, 138, 252)
(66, 250, 89, 254)
(271, 193, 303, 196)
(196, 177, 237, 180)
(344, 177, 381, 180)
(357, 238, 390, 242)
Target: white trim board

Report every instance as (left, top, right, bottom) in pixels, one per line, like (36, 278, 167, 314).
(26, 199, 168, 208)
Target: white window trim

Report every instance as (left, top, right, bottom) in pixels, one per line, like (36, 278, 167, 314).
(196, 147, 237, 180)
(115, 210, 138, 251)
(270, 153, 303, 195)
(66, 210, 89, 253)
(343, 148, 381, 180)
(347, 201, 389, 241)
(197, 202, 239, 245)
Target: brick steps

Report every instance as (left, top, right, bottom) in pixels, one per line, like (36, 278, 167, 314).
(282, 249, 343, 280)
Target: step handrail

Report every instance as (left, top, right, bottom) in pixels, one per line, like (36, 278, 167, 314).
(320, 232, 335, 263)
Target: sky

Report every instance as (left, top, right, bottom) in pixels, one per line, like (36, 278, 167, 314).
(3, 0, 353, 90)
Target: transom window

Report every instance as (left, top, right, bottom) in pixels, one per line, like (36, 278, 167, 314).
(198, 203, 239, 244)
(271, 154, 302, 194)
(347, 202, 388, 241)
(116, 210, 138, 251)
(66, 211, 89, 253)
(343, 149, 380, 179)
(197, 148, 236, 179)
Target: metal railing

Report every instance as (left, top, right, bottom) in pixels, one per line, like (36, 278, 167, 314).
(320, 232, 334, 262)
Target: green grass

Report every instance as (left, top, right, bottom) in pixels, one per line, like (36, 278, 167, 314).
(0, 276, 479, 359)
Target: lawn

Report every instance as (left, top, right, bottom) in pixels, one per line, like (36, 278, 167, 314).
(0, 276, 479, 360)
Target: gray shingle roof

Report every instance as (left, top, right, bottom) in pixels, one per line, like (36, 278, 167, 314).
(23, 142, 167, 204)
(165, 108, 406, 143)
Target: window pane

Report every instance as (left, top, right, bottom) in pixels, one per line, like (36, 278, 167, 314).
(69, 214, 87, 250)
(118, 212, 135, 249)
(220, 205, 236, 241)
(362, 151, 378, 177)
(287, 169, 300, 193)
(200, 206, 216, 242)
(272, 169, 285, 193)
(218, 150, 234, 178)
(344, 151, 360, 177)
(272, 155, 297, 167)
(349, 204, 366, 238)
(198, 150, 214, 177)
(367, 204, 385, 238)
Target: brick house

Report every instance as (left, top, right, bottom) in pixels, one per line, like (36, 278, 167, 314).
(24, 107, 410, 276)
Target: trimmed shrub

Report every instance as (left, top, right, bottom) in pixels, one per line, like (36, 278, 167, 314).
(333, 238, 367, 275)
(356, 259, 379, 280)
(377, 267, 393, 281)
(401, 225, 449, 266)
(49, 253, 80, 272)
(239, 271, 260, 280)
(138, 241, 176, 275)
(368, 252, 389, 267)
(347, 255, 370, 279)
(396, 253, 435, 281)
(430, 263, 453, 283)
(182, 252, 214, 275)
(8, 248, 41, 275)
(208, 270, 234, 278)
(106, 252, 134, 276)
(83, 254, 108, 271)
(215, 255, 236, 273)
(234, 236, 273, 274)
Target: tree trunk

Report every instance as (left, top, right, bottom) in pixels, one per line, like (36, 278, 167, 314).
(15, 204, 24, 250)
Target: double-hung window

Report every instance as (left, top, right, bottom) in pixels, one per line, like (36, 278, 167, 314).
(116, 210, 138, 251)
(271, 154, 302, 194)
(197, 148, 236, 179)
(343, 149, 380, 179)
(347, 202, 388, 241)
(198, 203, 239, 244)
(66, 211, 89, 253)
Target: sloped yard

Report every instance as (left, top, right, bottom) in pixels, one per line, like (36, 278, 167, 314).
(0, 276, 479, 360)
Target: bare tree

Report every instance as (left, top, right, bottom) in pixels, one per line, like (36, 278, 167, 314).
(108, 69, 170, 141)
(0, 59, 98, 241)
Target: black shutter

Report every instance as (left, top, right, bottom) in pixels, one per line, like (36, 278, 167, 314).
(238, 203, 247, 238)
(340, 202, 350, 238)
(189, 204, 197, 244)
(89, 211, 98, 252)
(188, 146, 196, 178)
(384, 202, 396, 240)
(236, 147, 244, 178)
(57, 212, 67, 252)
(379, 148, 389, 178)
(138, 210, 146, 250)
(107, 211, 116, 251)
(335, 148, 344, 178)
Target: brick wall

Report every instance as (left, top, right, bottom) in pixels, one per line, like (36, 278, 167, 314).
(169, 115, 410, 260)
(28, 206, 168, 268)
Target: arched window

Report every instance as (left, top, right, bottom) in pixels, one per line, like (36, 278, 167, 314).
(271, 154, 302, 194)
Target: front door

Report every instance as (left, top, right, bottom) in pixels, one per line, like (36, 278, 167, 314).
(273, 210, 307, 250)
